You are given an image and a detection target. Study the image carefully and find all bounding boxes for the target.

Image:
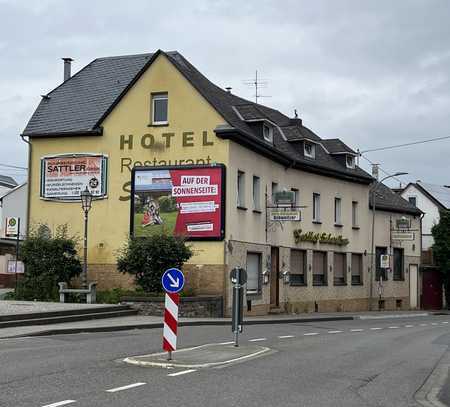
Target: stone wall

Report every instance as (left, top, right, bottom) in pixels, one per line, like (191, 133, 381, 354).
(122, 296, 224, 318)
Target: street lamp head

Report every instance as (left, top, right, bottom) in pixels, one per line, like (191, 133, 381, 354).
(393, 172, 408, 177)
(80, 187, 93, 212)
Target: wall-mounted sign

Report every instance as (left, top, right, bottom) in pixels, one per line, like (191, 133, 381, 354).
(5, 217, 19, 237)
(396, 218, 410, 229)
(270, 209, 301, 221)
(380, 254, 390, 268)
(392, 231, 415, 241)
(293, 229, 349, 246)
(131, 164, 225, 240)
(40, 154, 108, 201)
(7, 260, 24, 274)
(273, 191, 295, 207)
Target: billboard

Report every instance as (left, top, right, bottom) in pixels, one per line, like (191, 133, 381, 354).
(131, 165, 225, 240)
(40, 154, 108, 201)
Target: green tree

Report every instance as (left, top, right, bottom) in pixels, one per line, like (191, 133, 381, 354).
(432, 210, 450, 309)
(16, 224, 82, 301)
(117, 233, 192, 293)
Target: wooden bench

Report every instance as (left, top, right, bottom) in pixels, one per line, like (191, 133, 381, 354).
(58, 282, 97, 304)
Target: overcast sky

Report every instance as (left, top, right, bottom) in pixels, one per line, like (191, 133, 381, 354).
(1, 0, 449, 186)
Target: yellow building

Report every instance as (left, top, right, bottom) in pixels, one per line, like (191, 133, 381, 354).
(22, 50, 422, 314)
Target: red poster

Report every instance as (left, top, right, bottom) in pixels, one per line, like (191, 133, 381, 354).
(132, 165, 225, 240)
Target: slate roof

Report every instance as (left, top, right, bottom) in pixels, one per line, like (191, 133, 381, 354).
(0, 175, 17, 188)
(23, 49, 374, 185)
(370, 182, 422, 215)
(411, 182, 450, 209)
(321, 139, 356, 155)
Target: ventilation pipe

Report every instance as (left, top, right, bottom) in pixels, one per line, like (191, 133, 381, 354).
(62, 58, 73, 81)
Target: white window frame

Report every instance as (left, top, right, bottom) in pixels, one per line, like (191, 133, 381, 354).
(304, 142, 316, 159)
(252, 175, 261, 211)
(263, 124, 273, 143)
(346, 155, 355, 169)
(151, 93, 168, 125)
(352, 201, 359, 227)
(313, 193, 321, 222)
(334, 197, 342, 225)
(237, 170, 246, 208)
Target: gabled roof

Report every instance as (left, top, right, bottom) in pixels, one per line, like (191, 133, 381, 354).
(321, 139, 356, 155)
(0, 182, 27, 201)
(22, 50, 374, 184)
(370, 182, 422, 215)
(405, 182, 450, 210)
(0, 175, 17, 189)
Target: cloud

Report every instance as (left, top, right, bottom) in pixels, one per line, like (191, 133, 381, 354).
(1, 0, 449, 186)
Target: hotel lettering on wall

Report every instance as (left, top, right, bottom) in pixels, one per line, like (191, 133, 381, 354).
(40, 154, 108, 201)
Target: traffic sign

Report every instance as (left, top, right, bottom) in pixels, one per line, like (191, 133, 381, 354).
(162, 268, 185, 294)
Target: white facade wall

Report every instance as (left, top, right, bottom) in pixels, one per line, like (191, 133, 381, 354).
(0, 184, 27, 238)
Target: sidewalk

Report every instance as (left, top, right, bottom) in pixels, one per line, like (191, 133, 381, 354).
(0, 309, 438, 339)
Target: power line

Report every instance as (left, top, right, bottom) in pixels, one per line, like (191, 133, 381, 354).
(360, 135, 450, 154)
(0, 163, 28, 170)
(359, 154, 405, 185)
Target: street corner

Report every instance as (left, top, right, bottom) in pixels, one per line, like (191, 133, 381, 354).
(123, 342, 272, 369)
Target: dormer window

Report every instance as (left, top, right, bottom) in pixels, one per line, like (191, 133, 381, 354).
(346, 155, 355, 169)
(304, 141, 315, 159)
(263, 124, 273, 143)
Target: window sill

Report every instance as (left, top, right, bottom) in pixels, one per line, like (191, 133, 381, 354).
(334, 223, 343, 228)
(253, 209, 262, 214)
(351, 282, 363, 286)
(313, 283, 328, 287)
(147, 123, 169, 127)
(333, 282, 347, 286)
(352, 226, 360, 230)
(312, 220, 322, 225)
(289, 282, 307, 287)
(237, 206, 248, 211)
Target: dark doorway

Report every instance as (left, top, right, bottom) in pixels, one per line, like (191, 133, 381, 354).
(270, 247, 279, 307)
(422, 269, 443, 310)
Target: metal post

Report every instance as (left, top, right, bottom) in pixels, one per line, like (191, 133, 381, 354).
(167, 350, 172, 361)
(14, 218, 20, 292)
(370, 187, 376, 311)
(233, 267, 240, 347)
(82, 210, 88, 289)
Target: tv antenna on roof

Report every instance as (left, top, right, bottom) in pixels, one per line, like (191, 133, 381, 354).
(243, 70, 271, 104)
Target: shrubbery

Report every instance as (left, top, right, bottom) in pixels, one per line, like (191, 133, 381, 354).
(117, 233, 192, 293)
(16, 224, 82, 301)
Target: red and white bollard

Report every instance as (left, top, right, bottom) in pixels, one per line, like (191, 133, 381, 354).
(163, 292, 179, 360)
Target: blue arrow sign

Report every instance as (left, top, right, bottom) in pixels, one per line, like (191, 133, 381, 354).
(162, 268, 185, 294)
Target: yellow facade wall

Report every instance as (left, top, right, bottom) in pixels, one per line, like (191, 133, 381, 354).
(28, 54, 229, 279)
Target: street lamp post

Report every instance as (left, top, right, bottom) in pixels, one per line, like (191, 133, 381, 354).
(80, 187, 93, 289)
(369, 172, 408, 311)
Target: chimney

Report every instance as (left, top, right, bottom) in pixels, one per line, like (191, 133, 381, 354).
(62, 58, 73, 81)
(225, 87, 232, 93)
(372, 163, 380, 180)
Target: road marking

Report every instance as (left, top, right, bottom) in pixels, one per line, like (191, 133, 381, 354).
(420, 323, 428, 326)
(405, 325, 414, 328)
(219, 341, 235, 345)
(431, 323, 438, 326)
(168, 369, 197, 377)
(41, 401, 76, 407)
(328, 330, 343, 334)
(304, 332, 319, 336)
(249, 338, 267, 342)
(278, 335, 295, 339)
(442, 322, 449, 324)
(350, 329, 364, 332)
(370, 327, 382, 330)
(106, 382, 146, 393)
(388, 326, 399, 329)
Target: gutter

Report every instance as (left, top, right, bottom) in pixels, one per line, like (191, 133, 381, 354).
(21, 128, 103, 139)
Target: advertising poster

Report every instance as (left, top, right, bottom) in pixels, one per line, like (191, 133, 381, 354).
(40, 154, 108, 200)
(131, 165, 225, 240)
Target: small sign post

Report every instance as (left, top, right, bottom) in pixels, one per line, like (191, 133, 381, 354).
(5, 217, 21, 291)
(161, 268, 185, 361)
(230, 267, 247, 347)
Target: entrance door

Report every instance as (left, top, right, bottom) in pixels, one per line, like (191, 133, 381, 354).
(422, 270, 443, 310)
(270, 247, 279, 307)
(409, 264, 418, 309)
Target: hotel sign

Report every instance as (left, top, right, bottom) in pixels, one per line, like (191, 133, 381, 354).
(270, 209, 301, 221)
(392, 231, 415, 241)
(40, 154, 108, 201)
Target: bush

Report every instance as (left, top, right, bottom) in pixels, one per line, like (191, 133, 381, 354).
(117, 233, 192, 293)
(158, 196, 177, 212)
(16, 224, 82, 301)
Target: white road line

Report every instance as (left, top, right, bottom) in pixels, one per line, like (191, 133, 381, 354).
(442, 322, 449, 324)
(405, 325, 414, 328)
(304, 332, 319, 336)
(278, 335, 295, 339)
(248, 338, 267, 342)
(168, 369, 197, 377)
(106, 382, 146, 393)
(370, 327, 382, 330)
(420, 323, 428, 326)
(388, 326, 399, 329)
(41, 401, 76, 407)
(431, 323, 438, 326)
(328, 330, 343, 334)
(219, 341, 235, 345)
(350, 329, 364, 332)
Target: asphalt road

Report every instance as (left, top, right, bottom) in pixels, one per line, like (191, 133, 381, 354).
(1, 314, 450, 407)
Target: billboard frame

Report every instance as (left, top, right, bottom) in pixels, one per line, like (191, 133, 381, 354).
(130, 164, 226, 241)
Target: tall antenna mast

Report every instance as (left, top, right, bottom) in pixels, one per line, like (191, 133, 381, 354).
(243, 70, 270, 104)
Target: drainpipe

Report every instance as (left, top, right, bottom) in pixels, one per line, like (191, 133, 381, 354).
(20, 135, 31, 237)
